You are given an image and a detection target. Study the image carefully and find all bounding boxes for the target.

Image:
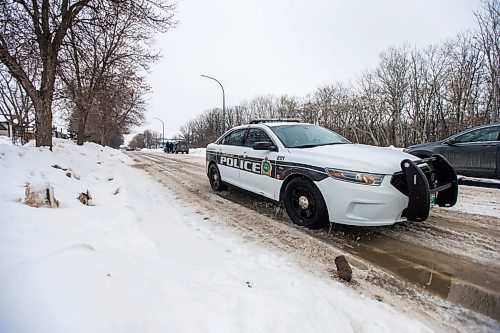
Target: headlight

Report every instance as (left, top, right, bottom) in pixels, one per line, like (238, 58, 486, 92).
(325, 168, 384, 186)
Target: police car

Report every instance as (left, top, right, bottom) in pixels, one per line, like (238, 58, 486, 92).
(206, 119, 458, 228)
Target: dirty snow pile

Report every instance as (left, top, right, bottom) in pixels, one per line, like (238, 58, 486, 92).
(0, 139, 433, 333)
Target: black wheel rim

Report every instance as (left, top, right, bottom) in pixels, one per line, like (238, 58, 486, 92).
(289, 185, 316, 220)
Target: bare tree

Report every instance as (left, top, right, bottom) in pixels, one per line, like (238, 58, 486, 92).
(376, 46, 410, 147)
(407, 45, 448, 143)
(474, 0, 500, 123)
(59, 0, 175, 145)
(276, 94, 300, 119)
(356, 71, 390, 145)
(0, 0, 91, 147)
(0, 0, 175, 148)
(129, 132, 145, 149)
(443, 35, 483, 131)
(246, 95, 278, 119)
(84, 74, 148, 148)
(129, 130, 160, 150)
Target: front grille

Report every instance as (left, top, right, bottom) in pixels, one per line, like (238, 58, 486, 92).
(391, 164, 435, 196)
(391, 172, 408, 195)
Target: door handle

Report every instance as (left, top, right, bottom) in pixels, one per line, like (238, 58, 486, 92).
(241, 152, 248, 159)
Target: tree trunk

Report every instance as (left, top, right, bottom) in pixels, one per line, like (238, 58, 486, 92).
(100, 130, 108, 147)
(34, 98, 53, 147)
(77, 110, 88, 146)
(493, 69, 499, 122)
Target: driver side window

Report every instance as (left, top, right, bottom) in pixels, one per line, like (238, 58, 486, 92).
(244, 128, 271, 147)
(455, 126, 500, 143)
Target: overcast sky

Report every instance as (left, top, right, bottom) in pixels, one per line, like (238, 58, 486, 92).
(133, 0, 482, 140)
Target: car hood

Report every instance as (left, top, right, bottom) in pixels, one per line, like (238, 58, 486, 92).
(287, 144, 419, 175)
(406, 141, 442, 150)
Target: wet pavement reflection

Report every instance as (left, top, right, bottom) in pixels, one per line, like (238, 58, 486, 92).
(338, 235, 500, 320)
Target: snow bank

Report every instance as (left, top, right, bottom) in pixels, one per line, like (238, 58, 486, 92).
(0, 136, 12, 145)
(0, 139, 433, 333)
(189, 147, 206, 156)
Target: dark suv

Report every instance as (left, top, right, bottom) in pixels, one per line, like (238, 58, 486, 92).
(405, 123, 500, 179)
(173, 141, 189, 154)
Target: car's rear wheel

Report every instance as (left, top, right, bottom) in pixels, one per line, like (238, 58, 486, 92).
(208, 164, 226, 191)
(284, 178, 328, 228)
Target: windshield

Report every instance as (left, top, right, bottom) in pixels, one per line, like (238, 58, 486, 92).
(270, 124, 350, 148)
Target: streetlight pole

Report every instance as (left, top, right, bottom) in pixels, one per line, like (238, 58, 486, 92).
(201, 74, 226, 134)
(153, 117, 164, 149)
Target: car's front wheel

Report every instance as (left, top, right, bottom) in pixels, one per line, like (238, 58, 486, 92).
(208, 164, 226, 191)
(284, 178, 328, 228)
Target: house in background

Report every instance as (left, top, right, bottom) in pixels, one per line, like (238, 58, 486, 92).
(0, 122, 10, 137)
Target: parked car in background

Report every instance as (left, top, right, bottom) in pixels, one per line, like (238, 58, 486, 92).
(173, 141, 189, 154)
(206, 119, 458, 228)
(404, 123, 500, 179)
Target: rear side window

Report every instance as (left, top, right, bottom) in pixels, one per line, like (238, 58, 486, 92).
(221, 129, 247, 146)
(244, 128, 272, 147)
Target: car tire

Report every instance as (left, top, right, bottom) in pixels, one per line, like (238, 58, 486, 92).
(284, 178, 328, 229)
(208, 164, 226, 191)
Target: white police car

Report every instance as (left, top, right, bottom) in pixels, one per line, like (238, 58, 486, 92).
(206, 119, 458, 228)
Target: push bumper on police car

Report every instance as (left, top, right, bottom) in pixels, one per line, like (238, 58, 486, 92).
(316, 154, 458, 226)
(392, 154, 458, 222)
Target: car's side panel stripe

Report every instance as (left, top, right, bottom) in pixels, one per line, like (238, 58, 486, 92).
(206, 151, 328, 181)
(275, 161, 325, 173)
(275, 166, 328, 181)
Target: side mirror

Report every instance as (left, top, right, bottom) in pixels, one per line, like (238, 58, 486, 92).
(444, 138, 456, 145)
(253, 141, 277, 151)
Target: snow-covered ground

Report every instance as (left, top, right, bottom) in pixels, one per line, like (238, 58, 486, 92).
(448, 185, 500, 218)
(0, 139, 435, 333)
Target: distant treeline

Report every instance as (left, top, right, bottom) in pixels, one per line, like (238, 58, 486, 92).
(181, 1, 498, 148)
